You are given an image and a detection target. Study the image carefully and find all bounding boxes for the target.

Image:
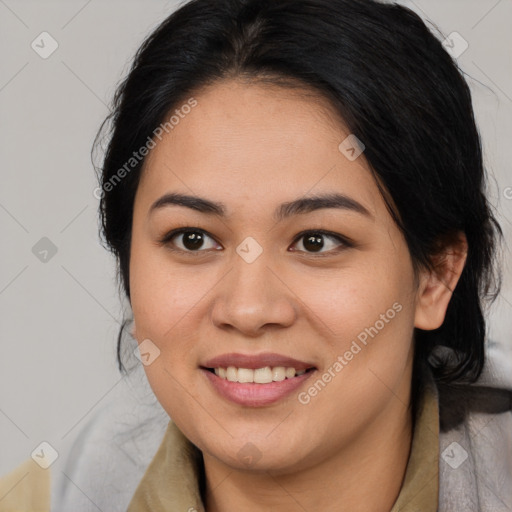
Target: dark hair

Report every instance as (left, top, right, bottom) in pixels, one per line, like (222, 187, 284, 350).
(95, 0, 502, 385)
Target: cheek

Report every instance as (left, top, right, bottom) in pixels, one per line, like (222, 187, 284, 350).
(129, 240, 207, 341)
(293, 256, 412, 341)
(128, 243, 207, 417)
(294, 254, 416, 401)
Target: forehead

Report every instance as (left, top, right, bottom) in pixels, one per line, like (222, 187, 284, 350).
(137, 79, 382, 219)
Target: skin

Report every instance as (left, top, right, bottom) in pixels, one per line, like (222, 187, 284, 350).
(129, 78, 467, 512)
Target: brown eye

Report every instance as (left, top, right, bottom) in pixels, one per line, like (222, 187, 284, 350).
(290, 230, 350, 255)
(302, 234, 325, 252)
(163, 229, 220, 253)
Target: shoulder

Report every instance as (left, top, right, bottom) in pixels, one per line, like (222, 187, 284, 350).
(0, 458, 50, 511)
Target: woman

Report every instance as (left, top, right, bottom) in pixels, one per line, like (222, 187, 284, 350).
(1, 0, 510, 510)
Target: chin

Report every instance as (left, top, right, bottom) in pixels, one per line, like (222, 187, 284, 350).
(203, 434, 311, 474)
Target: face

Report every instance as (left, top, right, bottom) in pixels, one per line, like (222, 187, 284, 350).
(129, 78, 424, 473)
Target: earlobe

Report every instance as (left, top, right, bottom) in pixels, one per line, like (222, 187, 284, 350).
(414, 233, 468, 330)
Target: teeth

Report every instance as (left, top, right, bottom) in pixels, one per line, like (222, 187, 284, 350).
(226, 366, 237, 382)
(271, 366, 286, 382)
(254, 367, 273, 384)
(238, 368, 254, 383)
(213, 366, 310, 383)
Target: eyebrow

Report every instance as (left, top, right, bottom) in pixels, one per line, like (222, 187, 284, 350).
(149, 192, 373, 221)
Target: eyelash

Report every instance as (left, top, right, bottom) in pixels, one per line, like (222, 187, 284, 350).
(158, 227, 353, 257)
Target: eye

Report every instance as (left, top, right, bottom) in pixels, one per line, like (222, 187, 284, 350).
(290, 230, 351, 255)
(160, 228, 221, 253)
(159, 228, 352, 256)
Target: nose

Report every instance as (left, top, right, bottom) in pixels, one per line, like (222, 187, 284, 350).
(210, 252, 298, 337)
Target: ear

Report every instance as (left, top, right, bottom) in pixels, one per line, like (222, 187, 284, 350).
(414, 232, 468, 330)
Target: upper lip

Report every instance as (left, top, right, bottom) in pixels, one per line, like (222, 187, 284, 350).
(202, 352, 316, 371)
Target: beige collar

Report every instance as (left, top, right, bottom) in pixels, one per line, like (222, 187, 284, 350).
(390, 374, 439, 511)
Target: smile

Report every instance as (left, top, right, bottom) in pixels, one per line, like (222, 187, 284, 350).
(208, 366, 313, 383)
(201, 366, 316, 407)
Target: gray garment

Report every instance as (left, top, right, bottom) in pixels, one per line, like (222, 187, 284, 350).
(437, 340, 512, 511)
(52, 369, 170, 512)
(52, 340, 512, 512)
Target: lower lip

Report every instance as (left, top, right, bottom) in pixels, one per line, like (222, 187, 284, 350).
(201, 368, 316, 407)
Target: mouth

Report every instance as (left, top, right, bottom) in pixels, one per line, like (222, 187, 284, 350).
(202, 366, 316, 383)
(199, 353, 317, 406)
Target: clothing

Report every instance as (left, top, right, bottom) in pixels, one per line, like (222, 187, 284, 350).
(125, 350, 512, 511)
(126, 370, 440, 511)
(0, 458, 50, 512)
